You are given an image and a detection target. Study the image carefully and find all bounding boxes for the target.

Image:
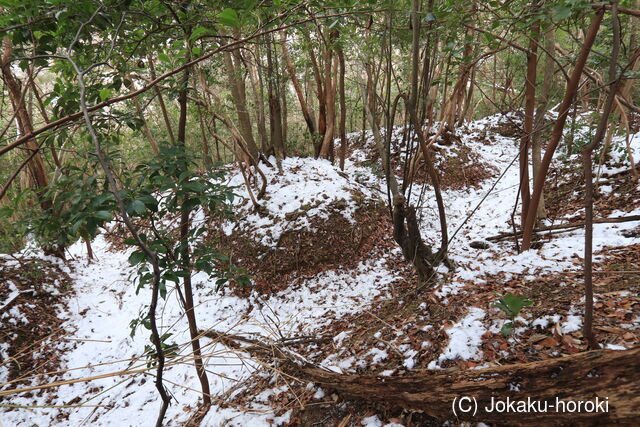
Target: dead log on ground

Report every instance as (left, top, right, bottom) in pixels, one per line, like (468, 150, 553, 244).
(203, 331, 640, 425)
(487, 214, 640, 242)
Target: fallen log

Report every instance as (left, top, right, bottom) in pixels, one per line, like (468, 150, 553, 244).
(203, 331, 640, 425)
(486, 214, 640, 242)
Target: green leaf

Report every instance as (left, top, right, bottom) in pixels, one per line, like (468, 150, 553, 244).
(159, 280, 167, 299)
(183, 181, 205, 193)
(552, 5, 572, 20)
(93, 210, 112, 221)
(128, 250, 146, 266)
(217, 8, 239, 27)
(158, 52, 170, 63)
(493, 293, 533, 319)
(128, 199, 147, 215)
(189, 27, 210, 41)
(99, 88, 111, 102)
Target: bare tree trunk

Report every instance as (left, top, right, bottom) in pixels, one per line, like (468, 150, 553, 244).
(147, 55, 175, 144)
(338, 46, 347, 170)
(302, 28, 327, 156)
(1, 38, 49, 207)
(126, 75, 159, 155)
(266, 34, 285, 160)
(522, 8, 605, 250)
(519, 1, 540, 228)
(176, 59, 212, 406)
(581, 3, 621, 350)
(222, 43, 260, 160)
(281, 31, 317, 139)
(408, 0, 449, 264)
(531, 26, 555, 220)
(248, 58, 268, 154)
(319, 55, 338, 159)
(196, 103, 212, 169)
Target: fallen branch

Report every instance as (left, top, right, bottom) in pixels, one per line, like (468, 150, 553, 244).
(486, 215, 640, 242)
(204, 330, 640, 424)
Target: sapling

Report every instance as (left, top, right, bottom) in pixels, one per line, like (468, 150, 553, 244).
(494, 293, 533, 336)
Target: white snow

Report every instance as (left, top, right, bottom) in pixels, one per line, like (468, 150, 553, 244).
(222, 157, 381, 247)
(429, 307, 487, 368)
(2, 111, 638, 425)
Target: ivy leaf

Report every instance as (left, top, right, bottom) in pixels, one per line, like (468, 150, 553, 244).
(217, 8, 239, 27)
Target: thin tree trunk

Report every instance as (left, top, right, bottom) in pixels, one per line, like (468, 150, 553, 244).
(319, 55, 338, 159)
(147, 55, 175, 144)
(1, 38, 49, 208)
(176, 61, 212, 407)
(266, 34, 285, 160)
(531, 26, 555, 220)
(222, 43, 260, 160)
(126, 75, 159, 155)
(581, 3, 621, 350)
(248, 58, 268, 154)
(522, 8, 605, 250)
(519, 1, 540, 228)
(196, 103, 212, 169)
(408, 0, 449, 264)
(338, 46, 347, 170)
(281, 31, 317, 138)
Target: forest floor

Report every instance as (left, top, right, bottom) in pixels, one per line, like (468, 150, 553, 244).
(1, 111, 639, 426)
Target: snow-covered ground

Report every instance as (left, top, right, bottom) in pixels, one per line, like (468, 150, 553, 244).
(1, 112, 639, 425)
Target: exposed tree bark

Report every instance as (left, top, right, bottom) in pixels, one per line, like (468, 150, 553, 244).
(196, 103, 213, 169)
(302, 27, 327, 156)
(175, 44, 212, 407)
(521, 8, 605, 250)
(208, 330, 640, 425)
(361, 33, 436, 283)
(407, 0, 449, 264)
